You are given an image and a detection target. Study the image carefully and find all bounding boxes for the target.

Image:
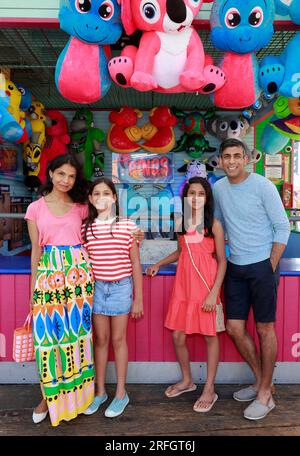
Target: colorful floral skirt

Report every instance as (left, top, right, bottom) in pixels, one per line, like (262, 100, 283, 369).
(32, 244, 95, 427)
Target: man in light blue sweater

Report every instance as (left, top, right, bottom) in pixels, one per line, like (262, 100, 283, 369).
(213, 138, 290, 421)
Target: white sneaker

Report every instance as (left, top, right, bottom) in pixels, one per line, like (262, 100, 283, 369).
(32, 409, 48, 424)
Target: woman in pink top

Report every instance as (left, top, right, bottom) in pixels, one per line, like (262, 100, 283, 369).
(146, 177, 227, 413)
(25, 154, 95, 427)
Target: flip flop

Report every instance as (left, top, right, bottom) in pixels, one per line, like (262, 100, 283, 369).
(165, 383, 197, 398)
(193, 393, 218, 413)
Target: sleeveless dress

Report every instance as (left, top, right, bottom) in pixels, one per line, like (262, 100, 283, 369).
(165, 229, 220, 336)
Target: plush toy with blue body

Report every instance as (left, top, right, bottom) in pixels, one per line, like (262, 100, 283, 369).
(259, 0, 300, 98)
(55, 0, 122, 104)
(17, 84, 33, 139)
(0, 74, 26, 143)
(210, 0, 275, 109)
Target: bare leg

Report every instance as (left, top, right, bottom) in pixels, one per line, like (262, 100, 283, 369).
(194, 335, 219, 410)
(165, 331, 195, 396)
(256, 322, 277, 405)
(111, 315, 129, 399)
(226, 319, 262, 389)
(93, 314, 110, 396)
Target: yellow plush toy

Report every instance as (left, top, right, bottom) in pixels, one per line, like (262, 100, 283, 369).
(5, 79, 26, 130)
(28, 100, 47, 148)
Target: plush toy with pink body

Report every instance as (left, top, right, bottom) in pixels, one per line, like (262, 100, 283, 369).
(108, 0, 226, 94)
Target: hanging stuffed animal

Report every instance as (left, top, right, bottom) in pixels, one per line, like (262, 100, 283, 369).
(269, 96, 300, 140)
(210, 0, 275, 109)
(259, 0, 300, 98)
(55, 0, 122, 103)
(70, 108, 105, 180)
(207, 114, 251, 142)
(17, 84, 33, 139)
(38, 110, 70, 184)
(22, 100, 48, 190)
(172, 110, 216, 158)
(207, 113, 261, 162)
(107, 106, 143, 153)
(27, 100, 47, 149)
(108, 0, 226, 94)
(3, 78, 29, 143)
(0, 74, 24, 143)
(140, 106, 177, 153)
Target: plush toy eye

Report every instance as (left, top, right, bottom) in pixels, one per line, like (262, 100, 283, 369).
(8, 84, 14, 90)
(99, 1, 114, 20)
(75, 0, 91, 13)
(140, 0, 161, 24)
(240, 121, 245, 129)
(249, 7, 264, 27)
(220, 122, 228, 131)
(285, 145, 292, 153)
(225, 8, 241, 29)
(18, 87, 25, 95)
(188, 0, 201, 7)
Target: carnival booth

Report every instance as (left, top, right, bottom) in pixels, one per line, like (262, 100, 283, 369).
(0, 0, 299, 384)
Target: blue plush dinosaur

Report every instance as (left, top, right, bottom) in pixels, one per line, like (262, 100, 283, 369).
(210, 0, 275, 109)
(55, 0, 122, 104)
(259, 0, 300, 98)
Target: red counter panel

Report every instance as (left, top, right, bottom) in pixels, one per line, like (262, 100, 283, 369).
(0, 274, 299, 363)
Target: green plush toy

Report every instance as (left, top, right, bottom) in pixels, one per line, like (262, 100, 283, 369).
(70, 108, 105, 180)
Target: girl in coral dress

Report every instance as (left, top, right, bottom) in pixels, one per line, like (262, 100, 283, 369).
(146, 177, 227, 413)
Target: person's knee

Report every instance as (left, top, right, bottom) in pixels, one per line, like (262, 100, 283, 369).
(111, 333, 127, 349)
(226, 321, 245, 340)
(173, 331, 185, 347)
(95, 333, 110, 348)
(256, 322, 275, 338)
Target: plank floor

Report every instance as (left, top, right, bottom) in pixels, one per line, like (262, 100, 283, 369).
(0, 384, 300, 436)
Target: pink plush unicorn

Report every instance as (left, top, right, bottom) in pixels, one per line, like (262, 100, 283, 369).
(108, 0, 226, 94)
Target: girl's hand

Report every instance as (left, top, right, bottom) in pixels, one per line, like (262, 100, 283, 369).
(145, 264, 160, 277)
(131, 299, 144, 319)
(30, 296, 35, 310)
(202, 292, 217, 313)
(132, 229, 144, 242)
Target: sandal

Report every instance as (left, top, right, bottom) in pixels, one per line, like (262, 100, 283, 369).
(165, 383, 197, 398)
(193, 393, 218, 413)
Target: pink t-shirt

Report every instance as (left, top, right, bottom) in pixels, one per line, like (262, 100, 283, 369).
(25, 197, 88, 247)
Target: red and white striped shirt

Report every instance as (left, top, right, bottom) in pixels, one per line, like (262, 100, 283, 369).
(82, 217, 139, 282)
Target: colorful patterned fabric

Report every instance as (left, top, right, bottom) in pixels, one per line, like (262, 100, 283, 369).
(32, 244, 95, 427)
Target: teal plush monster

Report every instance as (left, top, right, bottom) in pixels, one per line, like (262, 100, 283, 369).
(70, 108, 105, 180)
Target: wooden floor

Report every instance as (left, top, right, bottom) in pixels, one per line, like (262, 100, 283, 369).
(0, 384, 300, 436)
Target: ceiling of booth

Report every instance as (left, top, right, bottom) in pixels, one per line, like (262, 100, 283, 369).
(0, 27, 297, 111)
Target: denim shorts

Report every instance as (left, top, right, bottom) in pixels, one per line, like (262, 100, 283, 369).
(93, 276, 133, 316)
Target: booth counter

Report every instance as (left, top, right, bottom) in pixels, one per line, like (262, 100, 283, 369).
(1, 253, 300, 384)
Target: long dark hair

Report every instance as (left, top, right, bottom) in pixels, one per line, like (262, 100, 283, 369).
(39, 154, 88, 204)
(83, 177, 120, 242)
(181, 177, 214, 238)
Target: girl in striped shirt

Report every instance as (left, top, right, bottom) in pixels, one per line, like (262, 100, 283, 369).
(82, 177, 143, 418)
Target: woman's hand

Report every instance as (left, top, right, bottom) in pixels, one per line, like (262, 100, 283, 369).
(145, 264, 160, 277)
(132, 229, 144, 242)
(202, 292, 217, 312)
(131, 299, 144, 319)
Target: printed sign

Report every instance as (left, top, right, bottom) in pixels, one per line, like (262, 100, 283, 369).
(112, 153, 174, 183)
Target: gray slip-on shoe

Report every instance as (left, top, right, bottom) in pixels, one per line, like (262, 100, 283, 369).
(243, 398, 275, 421)
(233, 386, 257, 402)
